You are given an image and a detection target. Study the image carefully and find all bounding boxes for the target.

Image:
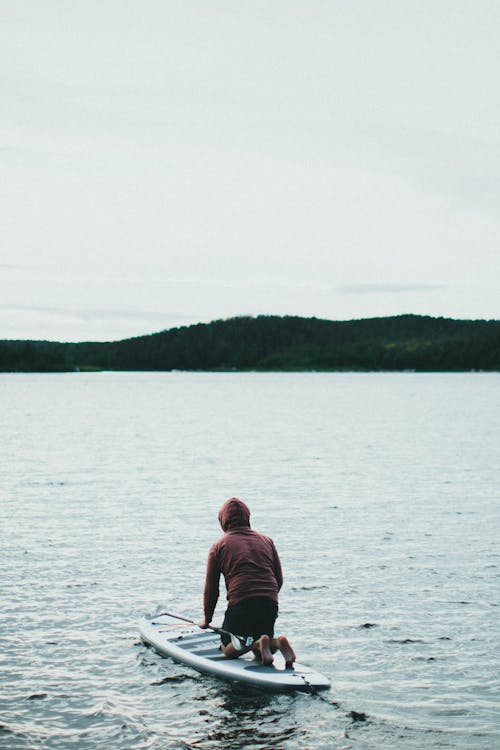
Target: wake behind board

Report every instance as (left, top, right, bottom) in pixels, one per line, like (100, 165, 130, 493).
(139, 614, 330, 692)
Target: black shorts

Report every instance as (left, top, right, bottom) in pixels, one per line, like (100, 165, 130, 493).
(221, 597, 278, 647)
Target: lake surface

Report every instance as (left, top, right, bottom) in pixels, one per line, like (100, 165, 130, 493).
(1, 372, 499, 749)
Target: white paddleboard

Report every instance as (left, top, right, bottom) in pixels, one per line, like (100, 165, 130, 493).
(139, 614, 330, 692)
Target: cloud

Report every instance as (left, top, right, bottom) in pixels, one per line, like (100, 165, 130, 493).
(0, 303, 201, 342)
(0, 303, 194, 324)
(335, 283, 447, 295)
(0, 263, 44, 272)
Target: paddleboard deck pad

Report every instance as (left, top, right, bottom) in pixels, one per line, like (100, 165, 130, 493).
(140, 614, 330, 692)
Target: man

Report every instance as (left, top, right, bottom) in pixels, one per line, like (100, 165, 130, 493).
(200, 497, 296, 669)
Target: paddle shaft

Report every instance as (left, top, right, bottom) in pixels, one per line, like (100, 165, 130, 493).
(155, 611, 253, 648)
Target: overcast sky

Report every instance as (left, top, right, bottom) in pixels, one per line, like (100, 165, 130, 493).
(1, 1, 499, 342)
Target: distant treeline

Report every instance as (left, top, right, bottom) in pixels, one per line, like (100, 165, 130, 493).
(1, 314, 500, 372)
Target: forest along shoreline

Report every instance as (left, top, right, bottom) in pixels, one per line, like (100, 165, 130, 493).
(1, 313, 500, 372)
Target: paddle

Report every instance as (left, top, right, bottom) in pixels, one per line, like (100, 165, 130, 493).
(154, 611, 254, 651)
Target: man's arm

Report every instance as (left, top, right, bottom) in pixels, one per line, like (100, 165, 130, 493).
(202, 546, 220, 626)
(271, 540, 283, 591)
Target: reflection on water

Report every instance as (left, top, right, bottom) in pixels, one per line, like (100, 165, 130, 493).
(203, 685, 298, 749)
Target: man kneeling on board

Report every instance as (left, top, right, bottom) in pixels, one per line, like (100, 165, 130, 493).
(200, 497, 296, 669)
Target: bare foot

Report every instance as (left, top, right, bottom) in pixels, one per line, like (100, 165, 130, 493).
(277, 636, 296, 669)
(257, 634, 274, 666)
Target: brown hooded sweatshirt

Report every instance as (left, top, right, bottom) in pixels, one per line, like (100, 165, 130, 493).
(203, 498, 283, 624)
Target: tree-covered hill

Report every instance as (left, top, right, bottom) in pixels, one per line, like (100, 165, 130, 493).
(1, 314, 500, 372)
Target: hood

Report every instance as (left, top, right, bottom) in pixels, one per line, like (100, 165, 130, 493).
(218, 497, 251, 532)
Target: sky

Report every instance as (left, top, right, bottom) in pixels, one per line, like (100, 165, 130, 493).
(1, 1, 499, 342)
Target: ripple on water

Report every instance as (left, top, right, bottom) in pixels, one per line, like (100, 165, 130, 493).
(2, 372, 500, 750)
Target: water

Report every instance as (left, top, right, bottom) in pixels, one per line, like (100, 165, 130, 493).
(1, 372, 499, 749)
